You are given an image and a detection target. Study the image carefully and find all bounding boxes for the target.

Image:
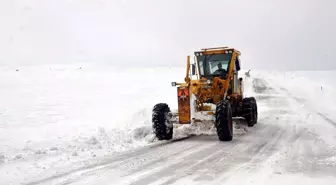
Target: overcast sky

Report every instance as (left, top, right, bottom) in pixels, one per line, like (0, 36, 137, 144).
(0, 0, 335, 70)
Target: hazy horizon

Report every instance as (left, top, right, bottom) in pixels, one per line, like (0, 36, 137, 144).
(1, 0, 335, 70)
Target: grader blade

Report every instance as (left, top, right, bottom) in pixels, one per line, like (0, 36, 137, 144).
(169, 112, 179, 124)
(232, 117, 248, 130)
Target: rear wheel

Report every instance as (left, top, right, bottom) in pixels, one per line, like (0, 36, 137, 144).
(242, 97, 258, 127)
(250, 97, 258, 124)
(215, 100, 233, 141)
(243, 97, 255, 127)
(152, 103, 173, 140)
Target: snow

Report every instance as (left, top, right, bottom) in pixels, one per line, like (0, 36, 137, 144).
(0, 65, 185, 162)
(1, 65, 336, 184)
(264, 70, 336, 114)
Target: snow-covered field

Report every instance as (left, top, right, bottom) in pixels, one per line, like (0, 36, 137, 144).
(1, 65, 336, 185)
(0, 64, 185, 161)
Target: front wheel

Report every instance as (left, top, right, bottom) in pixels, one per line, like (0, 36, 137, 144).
(215, 100, 233, 141)
(152, 103, 173, 140)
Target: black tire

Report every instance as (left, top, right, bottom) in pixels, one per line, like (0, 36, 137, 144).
(152, 103, 173, 140)
(215, 100, 233, 141)
(250, 97, 258, 124)
(243, 97, 255, 127)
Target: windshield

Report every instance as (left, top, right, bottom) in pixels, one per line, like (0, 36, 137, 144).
(196, 53, 232, 77)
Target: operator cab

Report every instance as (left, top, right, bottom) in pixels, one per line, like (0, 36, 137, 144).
(193, 49, 234, 80)
(191, 47, 242, 95)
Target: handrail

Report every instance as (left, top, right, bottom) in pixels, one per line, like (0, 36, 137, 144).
(201, 47, 229, 51)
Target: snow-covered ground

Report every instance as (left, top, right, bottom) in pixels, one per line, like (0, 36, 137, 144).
(0, 64, 185, 161)
(263, 70, 336, 118)
(1, 65, 336, 185)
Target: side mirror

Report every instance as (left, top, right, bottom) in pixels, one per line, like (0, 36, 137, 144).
(235, 57, 241, 71)
(191, 64, 196, 75)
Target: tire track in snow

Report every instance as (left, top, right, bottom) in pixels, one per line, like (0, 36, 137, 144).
(268, 80, 336, 129)
(192, 128, 284, 183)
(58, 138, 237, 185)
(315, 112, 336, 128)
(277, 127, 336, 176)
(126, 141, 248, 185)
(57, 142, 208, 185)
(24, 136, 197, 185)
(214, 126, 286, 184)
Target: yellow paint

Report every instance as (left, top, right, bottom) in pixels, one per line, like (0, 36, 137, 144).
(184, 55, 191, 83)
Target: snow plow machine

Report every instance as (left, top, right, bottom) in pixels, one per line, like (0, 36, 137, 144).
(152, 46, 258, 141)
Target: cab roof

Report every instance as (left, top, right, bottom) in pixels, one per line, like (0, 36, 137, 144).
(194, 46, 241, 56)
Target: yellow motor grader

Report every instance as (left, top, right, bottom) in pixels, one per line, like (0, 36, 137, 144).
(152, 46, 258, 141)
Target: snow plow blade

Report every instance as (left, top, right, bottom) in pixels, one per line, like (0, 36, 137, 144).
(232, 117, 249, 130)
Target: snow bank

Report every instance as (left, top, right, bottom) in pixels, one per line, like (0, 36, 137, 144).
(0, 65, 187, 162)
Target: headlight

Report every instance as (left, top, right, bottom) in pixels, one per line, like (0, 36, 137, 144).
(206, 79, 211, 84)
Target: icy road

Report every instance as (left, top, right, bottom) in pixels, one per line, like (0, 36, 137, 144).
(1, 66, 336, 185)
